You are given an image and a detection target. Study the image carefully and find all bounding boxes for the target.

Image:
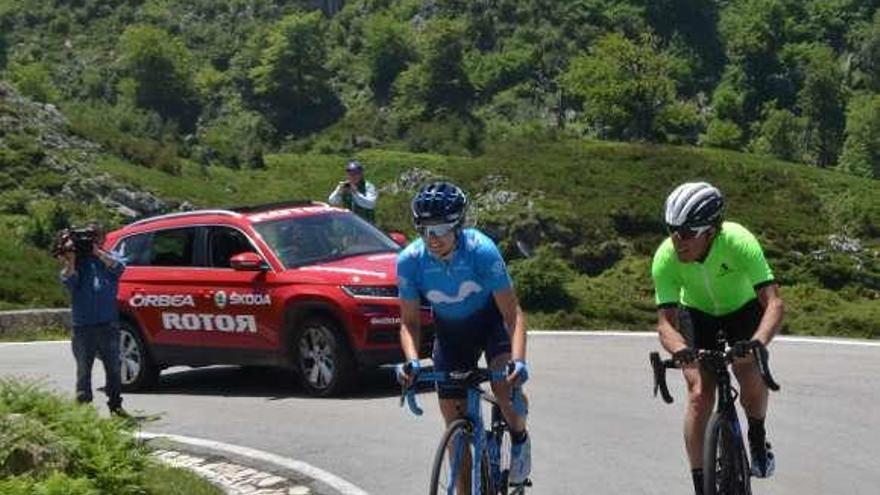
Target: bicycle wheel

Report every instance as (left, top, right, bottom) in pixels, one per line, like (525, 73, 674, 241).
(704, 412, 752, 495)
(430, 419, 493, 495)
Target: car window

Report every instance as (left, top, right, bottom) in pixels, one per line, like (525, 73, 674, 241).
(208, 227, 256, 268)
(254, 212, 398, 269)
(114, 233, 151, 266)
(148, 228, 197, 267)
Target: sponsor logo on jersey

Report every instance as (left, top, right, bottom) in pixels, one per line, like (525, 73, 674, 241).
(129, 294, 196, 308)
(426, 281, 483, 304)
(161, 313, 257, 333)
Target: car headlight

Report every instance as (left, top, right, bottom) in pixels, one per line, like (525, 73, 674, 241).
(341, 285, 398, 299)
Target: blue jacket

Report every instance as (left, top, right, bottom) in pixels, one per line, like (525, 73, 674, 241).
(60, 252, 126, 327)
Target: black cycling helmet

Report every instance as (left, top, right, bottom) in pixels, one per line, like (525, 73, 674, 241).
(411, 181, 468, 227)
(664, 181, 724, 229)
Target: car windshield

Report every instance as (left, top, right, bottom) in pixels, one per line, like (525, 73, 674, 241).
(253, 211, 400, 269)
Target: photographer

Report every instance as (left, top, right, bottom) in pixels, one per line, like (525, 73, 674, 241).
(56, 223, 128, 417)
(327, 160, 378, 223)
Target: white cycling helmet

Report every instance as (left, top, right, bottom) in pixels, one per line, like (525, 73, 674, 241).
(664, 182, 724, 229)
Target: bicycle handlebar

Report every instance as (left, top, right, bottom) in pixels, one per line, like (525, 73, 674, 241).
(400, 369, 527, 417)
(650, 341, 780, 404)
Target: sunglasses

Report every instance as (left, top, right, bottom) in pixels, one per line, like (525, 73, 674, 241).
(668, 224, 713, 240)
(417, 222, 457, 238)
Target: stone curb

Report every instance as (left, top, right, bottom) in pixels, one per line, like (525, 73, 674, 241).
(138, 432, 370, 495)
(150, 448, 311, 495)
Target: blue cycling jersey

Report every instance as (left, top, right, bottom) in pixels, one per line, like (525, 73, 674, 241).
(397, 228, 512, 322)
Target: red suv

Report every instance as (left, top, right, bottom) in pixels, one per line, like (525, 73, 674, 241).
(106, 201, 431, 396)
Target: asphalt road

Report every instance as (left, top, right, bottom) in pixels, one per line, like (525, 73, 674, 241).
(2, 333, 878, 494)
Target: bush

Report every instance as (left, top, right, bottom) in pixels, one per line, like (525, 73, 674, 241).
(701, 118, 744, 150)
(509, 247, 575, 311)
(24, 199, 68, 250)
(7, 61, 60, 103)
(197, 110, 271, 169)
(0, 379, 147, 494)
(401, 113, 485, 156)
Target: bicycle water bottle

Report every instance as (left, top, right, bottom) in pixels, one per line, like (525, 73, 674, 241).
(486, 430, 502, 485)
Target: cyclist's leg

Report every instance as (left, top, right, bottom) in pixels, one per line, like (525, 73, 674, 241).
(725, 300, 773, 477)
(484, 319, 531, 485)
(726, 299, 769, 418)
(488, 353, 526, 431)
(679, 307, 718, 491)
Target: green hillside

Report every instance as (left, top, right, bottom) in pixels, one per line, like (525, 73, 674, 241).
(72, 137, 880, 338)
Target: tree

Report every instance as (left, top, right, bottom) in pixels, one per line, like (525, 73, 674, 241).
(561, 32, 690, 141)
(749, 106, 808, 162)
(837, 93, 880, 179)
(644, 0, 724, 86)
(393, 18, 474, 123)
(363, 14, 413, 103)
(849, 10, 880, 92)
(718, 0, 790, 117)
(248, 11, 341, 134)
(118, 24, 199, 130)
(796, 44, 846, 167)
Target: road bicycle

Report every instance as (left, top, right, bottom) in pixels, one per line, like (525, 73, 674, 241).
(401, 368, 531, 495)
(650, 333, 780, 495)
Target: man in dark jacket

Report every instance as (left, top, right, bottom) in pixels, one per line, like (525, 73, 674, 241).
(58, 223, 127, 416)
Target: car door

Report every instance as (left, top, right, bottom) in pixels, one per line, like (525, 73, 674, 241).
(120, 226, 207, 354)
(190, 225, 280, 359)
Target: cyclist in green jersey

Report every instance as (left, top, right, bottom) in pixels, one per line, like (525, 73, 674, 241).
(651, 182, 785, 495)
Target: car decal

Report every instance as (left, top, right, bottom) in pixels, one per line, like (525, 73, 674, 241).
(161, 313, 257, 333)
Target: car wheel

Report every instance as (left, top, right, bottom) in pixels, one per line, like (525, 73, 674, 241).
(294, 317, 355, 397)
(119, 320, 160, 391)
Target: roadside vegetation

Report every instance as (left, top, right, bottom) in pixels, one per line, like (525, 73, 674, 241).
(0, 326, 69, 342)
(0, 378, 222, 495)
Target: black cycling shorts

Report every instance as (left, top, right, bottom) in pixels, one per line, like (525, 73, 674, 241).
(678, 299, 764, 351)
(431, 301, 511, 400)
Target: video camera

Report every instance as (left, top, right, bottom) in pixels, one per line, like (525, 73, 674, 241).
(51, 226, 98, 258)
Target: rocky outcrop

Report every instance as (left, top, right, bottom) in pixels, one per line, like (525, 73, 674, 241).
(0, 81, 175, 220)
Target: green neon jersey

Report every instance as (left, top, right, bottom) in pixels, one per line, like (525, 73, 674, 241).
(651, 222, 775, 316)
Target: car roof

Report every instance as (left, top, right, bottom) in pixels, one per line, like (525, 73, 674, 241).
(119, 200, 342, 232)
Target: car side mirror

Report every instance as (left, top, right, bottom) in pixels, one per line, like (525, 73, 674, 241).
(230, 252, 269, 271)
(388, 231, 408, 248)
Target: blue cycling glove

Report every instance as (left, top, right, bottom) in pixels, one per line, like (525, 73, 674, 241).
(395, 359, 421, 384)
(507, 359, 529, 385)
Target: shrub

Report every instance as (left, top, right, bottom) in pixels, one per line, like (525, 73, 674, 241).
(509, 247, 575, 311)
(701, 118, 744, 150)
(0, 379, 147, 494)
(7, 61, 60, 103)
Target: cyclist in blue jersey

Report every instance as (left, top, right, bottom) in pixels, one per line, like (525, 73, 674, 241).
(396, 181, 532, 486)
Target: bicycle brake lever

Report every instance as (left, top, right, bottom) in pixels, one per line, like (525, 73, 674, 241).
(650, 352, 674, 404)
(406, 389, 424, 416)
(753, 345, 781, 392)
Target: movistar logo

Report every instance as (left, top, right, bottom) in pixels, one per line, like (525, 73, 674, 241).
(425, 281, 483, 304)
